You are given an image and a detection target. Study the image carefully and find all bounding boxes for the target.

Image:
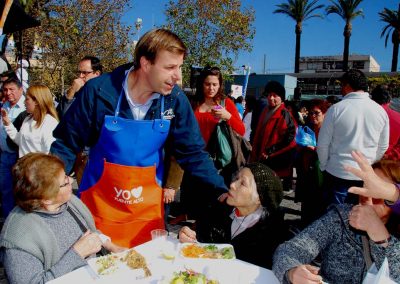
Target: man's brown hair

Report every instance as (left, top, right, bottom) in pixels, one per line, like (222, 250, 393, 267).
(133, 28, 187, 69)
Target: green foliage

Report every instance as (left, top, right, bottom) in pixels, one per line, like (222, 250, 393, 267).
(325, 0, 364, 22)
(379, 5, 400, 72)
(164, 0, 255, 87)
(15, 0, 133, 97)
(274, 0, 324, 26)
(368, 74, 400, 98)
(379, 6, 400, 47)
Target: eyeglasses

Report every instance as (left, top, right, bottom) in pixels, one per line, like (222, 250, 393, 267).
(59, 176, 71, 188)
(77, 70, 94, 76)
(310, 111, 322, 116)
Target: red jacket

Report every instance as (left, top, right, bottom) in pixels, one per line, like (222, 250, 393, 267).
(195, 98, 245, 144)
(250, 103, 297, 174)
(383, 103, 400, 160)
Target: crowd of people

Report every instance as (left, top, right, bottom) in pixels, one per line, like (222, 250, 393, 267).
(0, 28, 398, 283)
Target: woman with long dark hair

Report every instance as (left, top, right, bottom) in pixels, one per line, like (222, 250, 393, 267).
(181, 67, 245, 220)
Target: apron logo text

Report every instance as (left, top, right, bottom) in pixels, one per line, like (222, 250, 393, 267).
(114, 186, 144, 204)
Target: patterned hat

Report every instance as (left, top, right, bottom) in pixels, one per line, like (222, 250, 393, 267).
(246, 163, 283, 212)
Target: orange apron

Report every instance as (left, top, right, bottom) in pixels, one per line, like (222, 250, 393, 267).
(79, 89, 169, 247)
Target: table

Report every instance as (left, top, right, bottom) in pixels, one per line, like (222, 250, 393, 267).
(47, 238, 279, 284)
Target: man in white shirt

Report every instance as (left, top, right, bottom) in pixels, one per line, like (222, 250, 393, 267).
(317, 69, 389, 205)
(0, 78, 26, 217)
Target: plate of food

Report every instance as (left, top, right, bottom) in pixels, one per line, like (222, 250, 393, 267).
(88, 248, 152, 279)
(179, 243, 235, 260)
(160, 268, 220, 284)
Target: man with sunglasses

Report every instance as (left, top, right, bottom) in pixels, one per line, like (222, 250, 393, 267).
(56, 56, 102, 120)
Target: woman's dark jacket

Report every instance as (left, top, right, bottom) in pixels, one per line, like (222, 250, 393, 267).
(196, 202, 288, 269)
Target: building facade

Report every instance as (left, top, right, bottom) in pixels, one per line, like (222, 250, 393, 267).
(299, 55, 380, 73)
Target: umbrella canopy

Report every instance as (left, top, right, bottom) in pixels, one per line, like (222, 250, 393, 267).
(1, 0, 40, 34)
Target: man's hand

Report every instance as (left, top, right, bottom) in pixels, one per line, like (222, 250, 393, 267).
(66, 78, 85, 99)
(218, 192, 229, 202)
(163, 187, 176, 204)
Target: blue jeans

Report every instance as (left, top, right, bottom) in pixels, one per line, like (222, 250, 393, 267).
(0, 151, 18, 218)
(322, 171, 362, 206)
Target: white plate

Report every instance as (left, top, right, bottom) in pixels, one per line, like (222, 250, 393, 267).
(178, 243, 236, 260)
(87, 249, 151, 280)
(158, 262, 240, 284)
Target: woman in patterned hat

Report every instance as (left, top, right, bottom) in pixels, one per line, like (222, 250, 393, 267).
(179, 163, 289, 269)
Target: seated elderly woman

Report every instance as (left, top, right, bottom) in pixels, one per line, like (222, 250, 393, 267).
(0, 153, 125, 284)
(179, 163, 288, 269)
(273, 159, 400, 284)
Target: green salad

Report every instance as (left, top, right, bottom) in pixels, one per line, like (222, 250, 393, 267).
(170, 270, 219, 284)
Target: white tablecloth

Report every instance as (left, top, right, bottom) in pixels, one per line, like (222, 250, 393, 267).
(47, 238, 279, 284)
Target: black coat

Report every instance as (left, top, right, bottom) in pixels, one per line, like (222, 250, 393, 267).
(196, 202, 288, 269)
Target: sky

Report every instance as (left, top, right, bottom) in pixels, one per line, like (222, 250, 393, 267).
(123, 0, 400, 73)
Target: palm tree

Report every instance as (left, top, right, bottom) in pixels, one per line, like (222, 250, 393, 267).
(274, 0, 324, 73)
(326, 0, 364, 72)
(379, 4, 400, 72)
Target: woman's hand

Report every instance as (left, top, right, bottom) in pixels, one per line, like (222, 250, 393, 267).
(102, 240, 128, 253)
(211, 106, 232, 121)
(345, 151, 399, 201)
(349, 204, 390, 245)
(73, 230, 102, 259)
(288, 265, 323, 284)
(1, 108, 10, 126)
(179, 226, 197, 243)
(163, 187, 176, 204)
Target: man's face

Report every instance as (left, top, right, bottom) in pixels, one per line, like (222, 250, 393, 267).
(142, 50, 184, 95)
(3, 82, 23, 106)
(78, 60, 100, 83)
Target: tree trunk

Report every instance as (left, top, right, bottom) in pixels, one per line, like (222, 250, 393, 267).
(391, 37, 399, 72)
(391, 8, 400, 72)
(294, 23, 302, 73)
(61, 65, 65, 96)
(343, 23, 351, 72)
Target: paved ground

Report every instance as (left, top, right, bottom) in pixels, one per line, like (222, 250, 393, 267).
(0, 178, 301, 282)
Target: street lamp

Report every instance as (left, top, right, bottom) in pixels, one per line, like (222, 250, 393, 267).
(242, 65, 251, 97)
(135, 18, 143, 40)
(130, 18, 143, 60)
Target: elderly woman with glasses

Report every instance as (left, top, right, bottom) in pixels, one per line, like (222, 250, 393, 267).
(0, 153, 125, 284)
(295, 99, 330, 227)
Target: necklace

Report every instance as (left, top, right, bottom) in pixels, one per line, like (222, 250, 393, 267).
(231, 214, 248, 239)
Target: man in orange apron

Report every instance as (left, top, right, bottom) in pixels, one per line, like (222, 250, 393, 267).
(51, 29, 227, 248)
